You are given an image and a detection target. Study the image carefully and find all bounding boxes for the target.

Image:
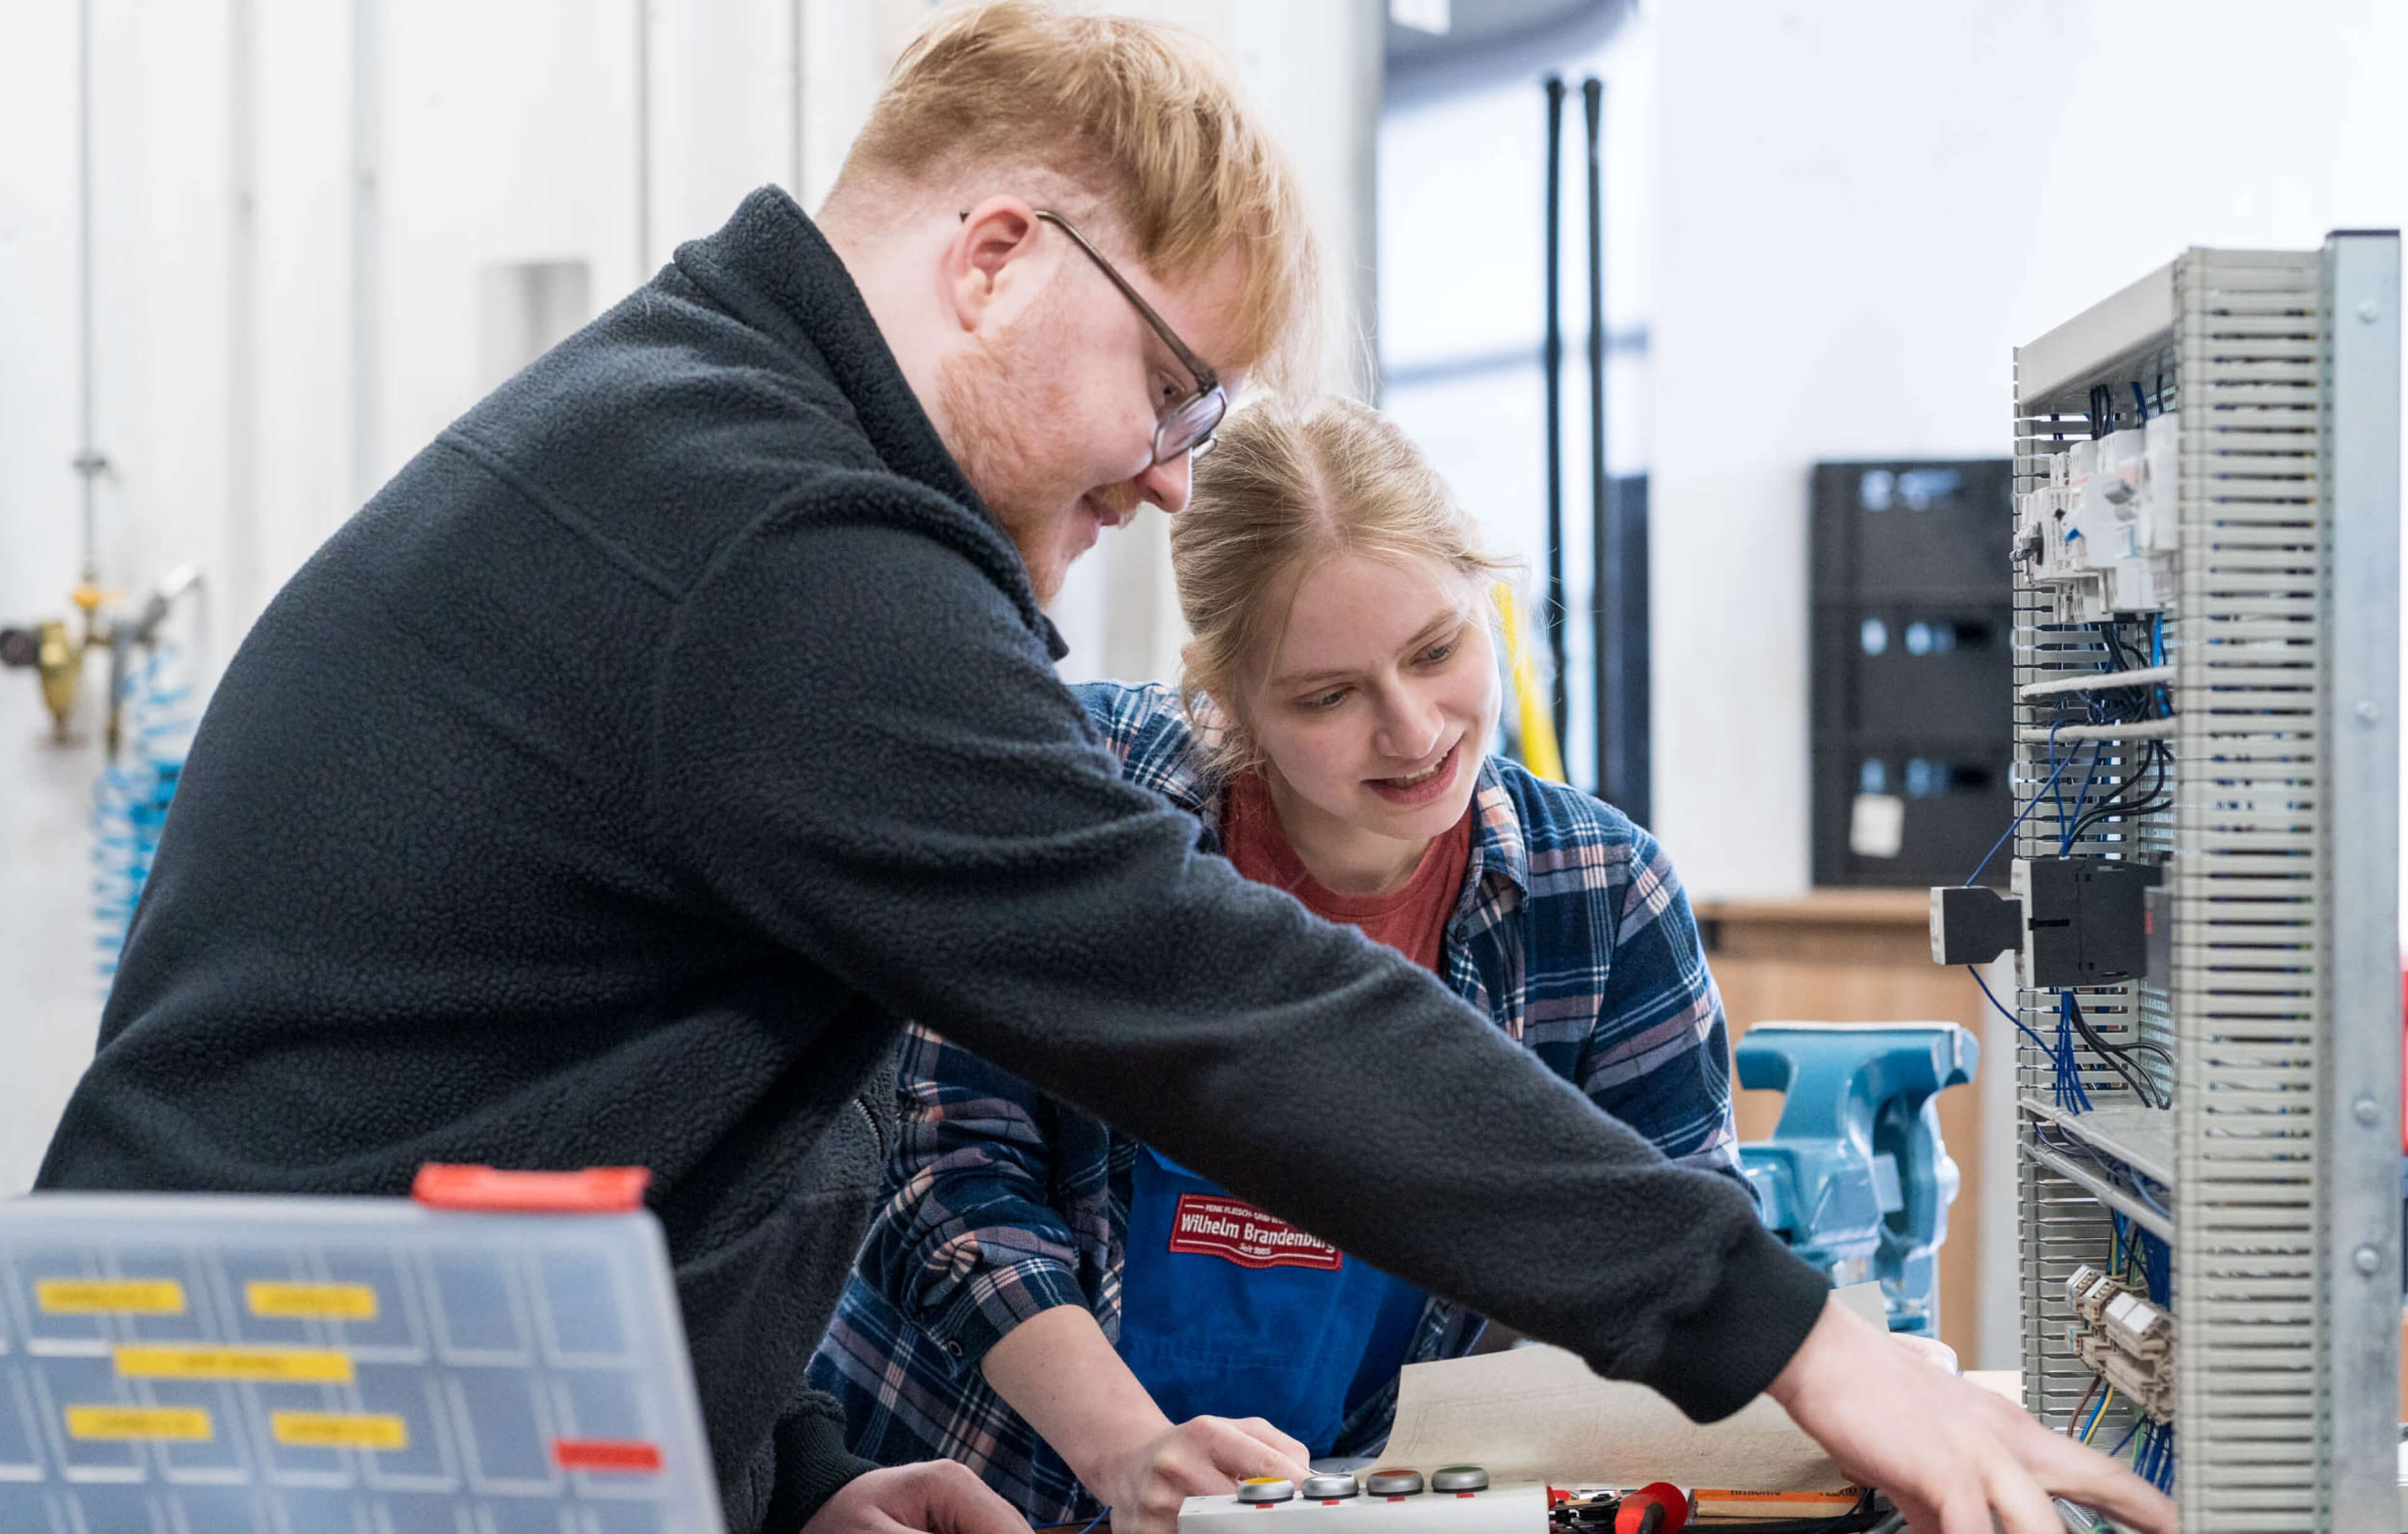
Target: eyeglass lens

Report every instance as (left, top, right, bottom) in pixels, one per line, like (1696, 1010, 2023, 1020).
(1158, 388, 1227, 463)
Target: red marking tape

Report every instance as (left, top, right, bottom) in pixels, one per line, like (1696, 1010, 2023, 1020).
(413, 1164, 650, 1214)
(553, 1438, 663, 1474)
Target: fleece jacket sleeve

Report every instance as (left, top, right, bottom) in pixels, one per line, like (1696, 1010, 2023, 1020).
(761, 1392, 877, 1534)
(648, 488, 1830, 1424)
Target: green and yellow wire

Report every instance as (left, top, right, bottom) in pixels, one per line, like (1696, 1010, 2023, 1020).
(2080, 1387, 2117, 1444)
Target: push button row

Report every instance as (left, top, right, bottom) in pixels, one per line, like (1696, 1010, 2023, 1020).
(1234, 1467, 1491, 1505)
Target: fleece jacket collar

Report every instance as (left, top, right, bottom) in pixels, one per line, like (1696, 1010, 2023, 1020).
(673, 185, 1069, 660)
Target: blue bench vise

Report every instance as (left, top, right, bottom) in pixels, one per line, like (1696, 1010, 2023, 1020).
(1735, 1022, 1977, 1336)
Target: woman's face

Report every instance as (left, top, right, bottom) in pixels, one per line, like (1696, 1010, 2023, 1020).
(1236, 552, 1501, 847)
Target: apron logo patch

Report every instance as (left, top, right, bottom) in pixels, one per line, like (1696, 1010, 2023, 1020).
(1166, 1194, 1343, 1271)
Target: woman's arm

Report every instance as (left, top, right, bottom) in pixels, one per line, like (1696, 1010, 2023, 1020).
(1571, 822, 1746, 1179)
(853, 1025, 1094, 1365)
(862, 1027, 1304, 1534)
(982, 1308, 1307, 1534)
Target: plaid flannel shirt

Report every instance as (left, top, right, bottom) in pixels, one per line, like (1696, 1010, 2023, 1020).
(808, 682, 1742, 1523)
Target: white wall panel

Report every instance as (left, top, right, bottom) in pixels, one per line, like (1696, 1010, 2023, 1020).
(1651, 0, 2408, 901)
(0, 0, 1382, 1193)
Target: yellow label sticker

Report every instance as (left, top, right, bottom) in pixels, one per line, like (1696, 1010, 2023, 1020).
(245, 1282, 379, 1321)
(65, 1405, 214, 1441)
(36, 1279, 187, 1315)
(114, 1345, 354, 1384)
(270, 1411, 408, 1451)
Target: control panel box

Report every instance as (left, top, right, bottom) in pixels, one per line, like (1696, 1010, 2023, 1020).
(0, 1188, 724, 1534)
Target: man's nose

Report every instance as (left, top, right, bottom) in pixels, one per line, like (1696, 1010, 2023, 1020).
(1134, 450, 1193, 516)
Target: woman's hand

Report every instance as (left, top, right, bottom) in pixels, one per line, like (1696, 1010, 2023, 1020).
(977, 1306, 1311, 1534)
(982, 1307, 1314, 1534)
(1099, 1416, 1312, 1534)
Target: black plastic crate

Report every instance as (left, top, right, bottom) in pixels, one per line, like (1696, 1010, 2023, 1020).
(1810, 459, 2014, 888)
(1813, 604, 2012, 741)
(1810, 460, 2014, 603)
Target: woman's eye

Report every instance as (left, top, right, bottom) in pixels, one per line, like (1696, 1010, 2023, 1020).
(1419, 642, 1456, 666)
(1301, 689, 1348, 711)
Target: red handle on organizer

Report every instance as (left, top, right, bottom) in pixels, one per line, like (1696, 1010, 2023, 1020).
(411, 1163, 650, 1213)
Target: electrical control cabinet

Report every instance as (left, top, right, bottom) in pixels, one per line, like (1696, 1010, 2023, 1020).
(1994, 235, 2401, 1531)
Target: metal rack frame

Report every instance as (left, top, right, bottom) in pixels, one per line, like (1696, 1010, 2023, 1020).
(2008, 233, 2400, 1531)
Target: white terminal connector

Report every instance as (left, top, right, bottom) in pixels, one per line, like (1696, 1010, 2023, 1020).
(2013, 415, 2177, 623)
(2063, 1265, 2175, 1424)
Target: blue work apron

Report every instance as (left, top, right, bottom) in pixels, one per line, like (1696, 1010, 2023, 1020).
(1116, 1146, 1397, 1455)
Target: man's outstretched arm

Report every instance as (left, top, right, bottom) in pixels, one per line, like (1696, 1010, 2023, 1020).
(653, 499, 2170, 1534)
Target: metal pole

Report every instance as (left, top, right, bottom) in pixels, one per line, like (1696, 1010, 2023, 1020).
(228, 0, 260, 625)
(350, 0, 381, 507)
(789, 0, 806, 197)
(1542, 77, 1566, 750)
(635, 0, 652, 278)
(74, 0, 100, 588)
(2320, 226, 2402, 1533)
(1582, 77, 1609, 798)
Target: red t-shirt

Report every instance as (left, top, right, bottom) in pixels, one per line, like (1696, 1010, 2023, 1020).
(1218, 771, 1471, 973)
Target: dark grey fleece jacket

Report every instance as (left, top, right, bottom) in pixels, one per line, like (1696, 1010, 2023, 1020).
(36, 187, 1828, 1534)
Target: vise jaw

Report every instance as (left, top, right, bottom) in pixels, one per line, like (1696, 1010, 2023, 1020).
(1735, 1022, 1977, 1336)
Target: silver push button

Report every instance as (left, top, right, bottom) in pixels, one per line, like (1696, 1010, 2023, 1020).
(1430, 1467, 1488, 1493)
(1236, 1479, 1295, 1505)
(1365, 1469, 1425, 1497)
(1300, 1474, 1360, 1500)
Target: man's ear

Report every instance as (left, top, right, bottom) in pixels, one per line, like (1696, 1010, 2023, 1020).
(945, 197, 1045, 335)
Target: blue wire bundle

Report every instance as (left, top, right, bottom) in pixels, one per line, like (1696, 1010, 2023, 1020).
(1968, 619, 2176, 1113)
(2130, 1419, 2175, 1493)
(1965, 721, 2103, 1104)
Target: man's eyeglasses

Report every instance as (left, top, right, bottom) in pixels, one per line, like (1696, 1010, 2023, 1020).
(961, 208, 1227, 465)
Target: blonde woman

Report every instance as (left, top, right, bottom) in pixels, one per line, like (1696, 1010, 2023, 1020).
(811, 396, 1751, 1529)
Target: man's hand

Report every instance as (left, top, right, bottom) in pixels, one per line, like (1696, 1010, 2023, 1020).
(800, 1461, 1030, 1534)
(1766, 1296, 2175, 1534)
(1101, 1416, 1311, 1534)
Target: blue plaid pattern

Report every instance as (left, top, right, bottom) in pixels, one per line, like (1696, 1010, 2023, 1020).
(809, 682, 1741, 1522)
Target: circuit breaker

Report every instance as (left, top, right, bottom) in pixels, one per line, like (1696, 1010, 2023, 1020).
(2011, 415, 2177, 622)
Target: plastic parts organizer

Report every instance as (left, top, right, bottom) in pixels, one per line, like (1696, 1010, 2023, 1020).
(0, 1178, 724, 1533)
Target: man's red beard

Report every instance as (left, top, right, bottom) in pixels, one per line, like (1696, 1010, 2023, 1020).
(937, 319, 1096, 605)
